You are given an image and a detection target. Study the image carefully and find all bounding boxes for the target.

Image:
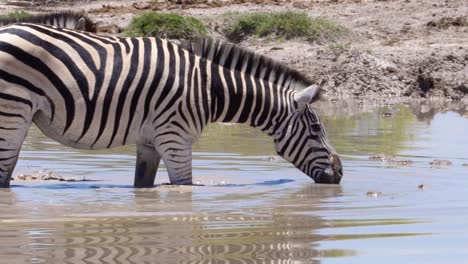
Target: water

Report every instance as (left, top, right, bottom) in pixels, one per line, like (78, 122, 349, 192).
(0, 102, 467, 263)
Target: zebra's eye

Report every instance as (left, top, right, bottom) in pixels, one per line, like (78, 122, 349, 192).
(311, 124, 322, 132)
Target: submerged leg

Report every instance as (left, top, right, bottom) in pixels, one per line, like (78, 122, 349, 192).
(0, 90, 33, 187)
(134, 144, 161, 188)
(158, 143, 193, 185)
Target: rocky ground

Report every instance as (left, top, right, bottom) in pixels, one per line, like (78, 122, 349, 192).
(1, 0, 467, 107)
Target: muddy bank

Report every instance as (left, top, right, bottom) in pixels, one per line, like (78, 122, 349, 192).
(1, 0, 467, 104)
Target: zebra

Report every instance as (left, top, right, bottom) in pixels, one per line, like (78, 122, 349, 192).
(0, 22, 342, 188)
(0, 11, 96, 32)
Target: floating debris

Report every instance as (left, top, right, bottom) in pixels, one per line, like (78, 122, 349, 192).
(367, 191, 383, 197)
(429, 159, 453, 167)
(380, 112, 393, 118)
(391, 159, 414, 167)
(418, 184, 425, 190)
(266, 155, 279, 162)
(369, 154, 394, 162)
(369, 154, 414, 167)
(463, 163, 468, 167)
(13, 169, 94, 182)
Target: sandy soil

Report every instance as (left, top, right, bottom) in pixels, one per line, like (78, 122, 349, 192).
(1, 0, 467, 105)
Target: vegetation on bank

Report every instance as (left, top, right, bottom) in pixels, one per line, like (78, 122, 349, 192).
(222, 11, 347, 43)
(125, 12, 208, 40)
(0, 11, 31, 20)
(124, 11, 346, 43)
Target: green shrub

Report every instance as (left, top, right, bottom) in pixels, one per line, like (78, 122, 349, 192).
(223, 11, 347, 43)
(125, 12, 208, 40)
(0, 11, 32, 20)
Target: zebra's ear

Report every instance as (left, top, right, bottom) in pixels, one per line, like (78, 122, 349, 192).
(293, 85, 321, 110)
(74, 18, 86, 31)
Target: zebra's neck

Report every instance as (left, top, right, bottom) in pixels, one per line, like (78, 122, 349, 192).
(209, 63, 295, 136)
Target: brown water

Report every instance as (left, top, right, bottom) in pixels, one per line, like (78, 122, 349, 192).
(1, 102, 468, 263)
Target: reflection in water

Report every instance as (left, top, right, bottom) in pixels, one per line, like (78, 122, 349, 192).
(0, 181, 433, 263)
(0, 185, 346, 263)
(1, 102, 468, 263)
(316, 103, 421, 156)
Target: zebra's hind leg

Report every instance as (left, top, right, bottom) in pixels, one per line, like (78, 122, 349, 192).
(0, 90, 34, 188)
(134, 144, 161, 188)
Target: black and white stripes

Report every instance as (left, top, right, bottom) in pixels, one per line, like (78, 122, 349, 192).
(0, 11, 95, 32)
(0, 20, 342, 188)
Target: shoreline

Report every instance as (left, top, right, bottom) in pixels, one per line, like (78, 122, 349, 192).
(1, 0, 466, 105)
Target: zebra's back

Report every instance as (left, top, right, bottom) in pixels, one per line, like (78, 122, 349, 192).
(0, 23, 189, 150)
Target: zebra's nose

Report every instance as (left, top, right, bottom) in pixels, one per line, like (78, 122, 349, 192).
(332, 154, 343, 179)
(316, 154, 343, 184)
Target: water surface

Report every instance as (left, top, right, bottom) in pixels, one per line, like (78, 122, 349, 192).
(1, 102, 467, 263)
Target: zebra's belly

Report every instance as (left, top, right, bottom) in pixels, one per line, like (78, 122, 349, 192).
(32, 111, 137, 150)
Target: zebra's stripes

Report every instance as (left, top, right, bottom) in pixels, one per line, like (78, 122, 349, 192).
(183, 38, 342, 183)
(0, 21, 342, 188)
(0, 11, 95, 32)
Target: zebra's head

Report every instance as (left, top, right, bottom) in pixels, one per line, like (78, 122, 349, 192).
(274, 85, 343, 184)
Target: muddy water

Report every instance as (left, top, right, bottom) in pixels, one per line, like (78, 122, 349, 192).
(1, 103, 467, 263)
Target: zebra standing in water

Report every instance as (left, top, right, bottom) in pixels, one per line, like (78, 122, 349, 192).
(0, 20, 342, 188)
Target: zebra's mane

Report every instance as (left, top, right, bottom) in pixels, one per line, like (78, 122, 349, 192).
(0, 11, 96, 32)
(181, 38, 312, 91)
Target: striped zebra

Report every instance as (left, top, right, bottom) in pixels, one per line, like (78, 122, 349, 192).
(0, 22, 342, 188)
(0, 11, 95, 32)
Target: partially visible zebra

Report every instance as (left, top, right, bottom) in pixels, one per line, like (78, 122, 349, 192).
(0, 21, 342, 188)
(0, 11, 95, 32)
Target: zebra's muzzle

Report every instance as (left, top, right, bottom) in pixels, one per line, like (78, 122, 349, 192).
(315, 154, 343, 184)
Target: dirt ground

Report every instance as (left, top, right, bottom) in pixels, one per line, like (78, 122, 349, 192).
(1, 0, 467, 106)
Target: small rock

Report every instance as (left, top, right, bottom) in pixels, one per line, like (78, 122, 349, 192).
(381, 112, 393, 118)
(417, 74, 434, 94)
(132, 2, 151, 9)
(392, 159, 414, 167)
(292, 1, 309, 9)
(267, 155, 279, 162)
(455, 84, 468, 94)
(367, 191, 383, 197)
(96, 22, 121, 34)
(370, 154, 413, 167)
(5, 1, 32, 7)
(429, 159, 452, 167)
(418, 184, 425, 190)
(369, 154, 394, 162)
(17, 174, 34, 180)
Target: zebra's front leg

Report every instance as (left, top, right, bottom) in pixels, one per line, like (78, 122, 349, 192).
(158, 143, 193, 185)
(134, 144, 161, 188)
